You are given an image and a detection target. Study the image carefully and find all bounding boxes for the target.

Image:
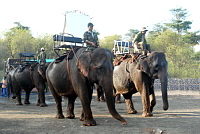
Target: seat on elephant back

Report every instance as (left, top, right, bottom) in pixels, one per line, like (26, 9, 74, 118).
(17, 52, 37, 72)
(53, 34, 85, 57)
(113, 53, 148, 66)
(55, 47, 82, 63)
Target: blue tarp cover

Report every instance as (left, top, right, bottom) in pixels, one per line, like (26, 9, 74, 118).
(19, 53, 34, 57)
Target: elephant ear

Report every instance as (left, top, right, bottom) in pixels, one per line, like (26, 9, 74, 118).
(77, 52, 91, 77)
(136, 59, 150, 75)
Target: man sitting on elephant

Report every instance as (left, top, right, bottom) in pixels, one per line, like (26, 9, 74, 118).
(83, 22, 99, 51)
(37, 47, 46, 66)
(37, 47, 46, 76)
(133, 27, 151, 55)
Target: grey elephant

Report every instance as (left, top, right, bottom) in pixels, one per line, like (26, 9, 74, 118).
(9, 62, 49, 106)
(46, 47, 127, 126)
(113, 52, 169, 117)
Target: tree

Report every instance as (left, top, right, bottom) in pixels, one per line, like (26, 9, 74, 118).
(125, 29, 139, 41)
(165, 8, 192, 34)
(148, 29, 180, 52)
(12, 22, 30, 30)
(181, 31, 200, 45)
(3, 28, 34, 58)
(148, 23, 168, 37)
(34, 34, 55, 59)
(99, 34, 122, 50)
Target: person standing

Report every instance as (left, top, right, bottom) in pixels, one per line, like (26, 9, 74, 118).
(1, 76, 7, 96)
(83, 22, 99, 50)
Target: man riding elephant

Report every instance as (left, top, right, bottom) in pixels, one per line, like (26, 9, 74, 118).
(83, 22, 99, 51)
(133, 27, 151, 55)
(37, 47, 46, 76)
(37, 47, 46, 65)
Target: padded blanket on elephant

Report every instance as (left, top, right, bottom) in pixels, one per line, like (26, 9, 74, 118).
(55, 47, 81, 63)
(113, 54, 142, 66)
(113, 54, 130, 66)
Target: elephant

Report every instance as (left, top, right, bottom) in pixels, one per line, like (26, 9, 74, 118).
(95, 84, 105, 102)
(6, 69, 15, 98)
(46, 47, 127, 126)
(113, 52, 169, 117)
(95, 84, 122, 103)
(9, 62, 49, 106)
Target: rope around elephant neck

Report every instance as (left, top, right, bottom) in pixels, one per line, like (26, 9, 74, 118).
(69, 45, 79, 61)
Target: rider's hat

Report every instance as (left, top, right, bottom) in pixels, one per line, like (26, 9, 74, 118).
(141, 27, 148, 32)
(88, 22, 94, 27)
(41, 47, 45, 51)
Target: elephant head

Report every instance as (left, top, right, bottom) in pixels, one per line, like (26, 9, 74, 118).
(77, 48, 126, 124)
(136, 52, 169, 111)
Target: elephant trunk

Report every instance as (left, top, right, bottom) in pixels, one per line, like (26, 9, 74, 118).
(101, 78, 127, 125)
(159, 70, 169, 110)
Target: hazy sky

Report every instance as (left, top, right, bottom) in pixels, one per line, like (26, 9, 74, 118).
(0, 0, 199, 39)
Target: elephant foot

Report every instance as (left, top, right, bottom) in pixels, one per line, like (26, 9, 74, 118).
(66, 114, 75, 119)
(99, 98, 105, 102)
(142, 112, 153, 117)
(128, 109, 138, 114)
(12, 96, 16, 99)
(36, 103, 48, 107)
(97, 98, 105, 102)
(83, 119, 97, 126)
(40, 103, 48, 107)
(80, 116, 84, 121)
(116, 100, 123, 103)
(16, 102, 23, 105)
(55, 114, 65, 119)
(100, 96, 105, 102)
(24, 101, 30, 105)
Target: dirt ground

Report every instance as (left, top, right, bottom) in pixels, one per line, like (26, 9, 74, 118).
(0, 90, 200, 134)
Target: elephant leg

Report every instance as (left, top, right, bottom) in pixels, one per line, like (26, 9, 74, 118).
(139, 85, 153, 117)
(80, 109, 85, 121)
(149, 89, 156, 112)
(123, 93, 137, 114)
(16, 90, 23, 105)
(113, 88, 122, 103)
(66, 95, 77, 119)
(96, 85, 105, 102)
(116, 94, 122, 103)
(55, 96, 64, 119)
(48, 82, 64, 119)
(24, 89, 31, 104)
(79, 86, 96, 126)
(36, 84, 47, 107)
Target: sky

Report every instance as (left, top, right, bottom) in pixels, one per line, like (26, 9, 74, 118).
(0, 0, 200, 39)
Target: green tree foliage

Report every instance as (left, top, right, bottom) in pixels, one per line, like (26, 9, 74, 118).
(148, 29, 199, 78)
(0, 23, 55, 71)
(148, 29, 180, 53)
(99, 34, 122, 50)
(3, 28, 34, 58)
(148, 23, 168, 37)
(124, 29, 139, 41)
(181, 31, 200, 45)
(34, 35, 55, 59)
(165, 8, 192, 34)
(12, 22, 30, 30)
